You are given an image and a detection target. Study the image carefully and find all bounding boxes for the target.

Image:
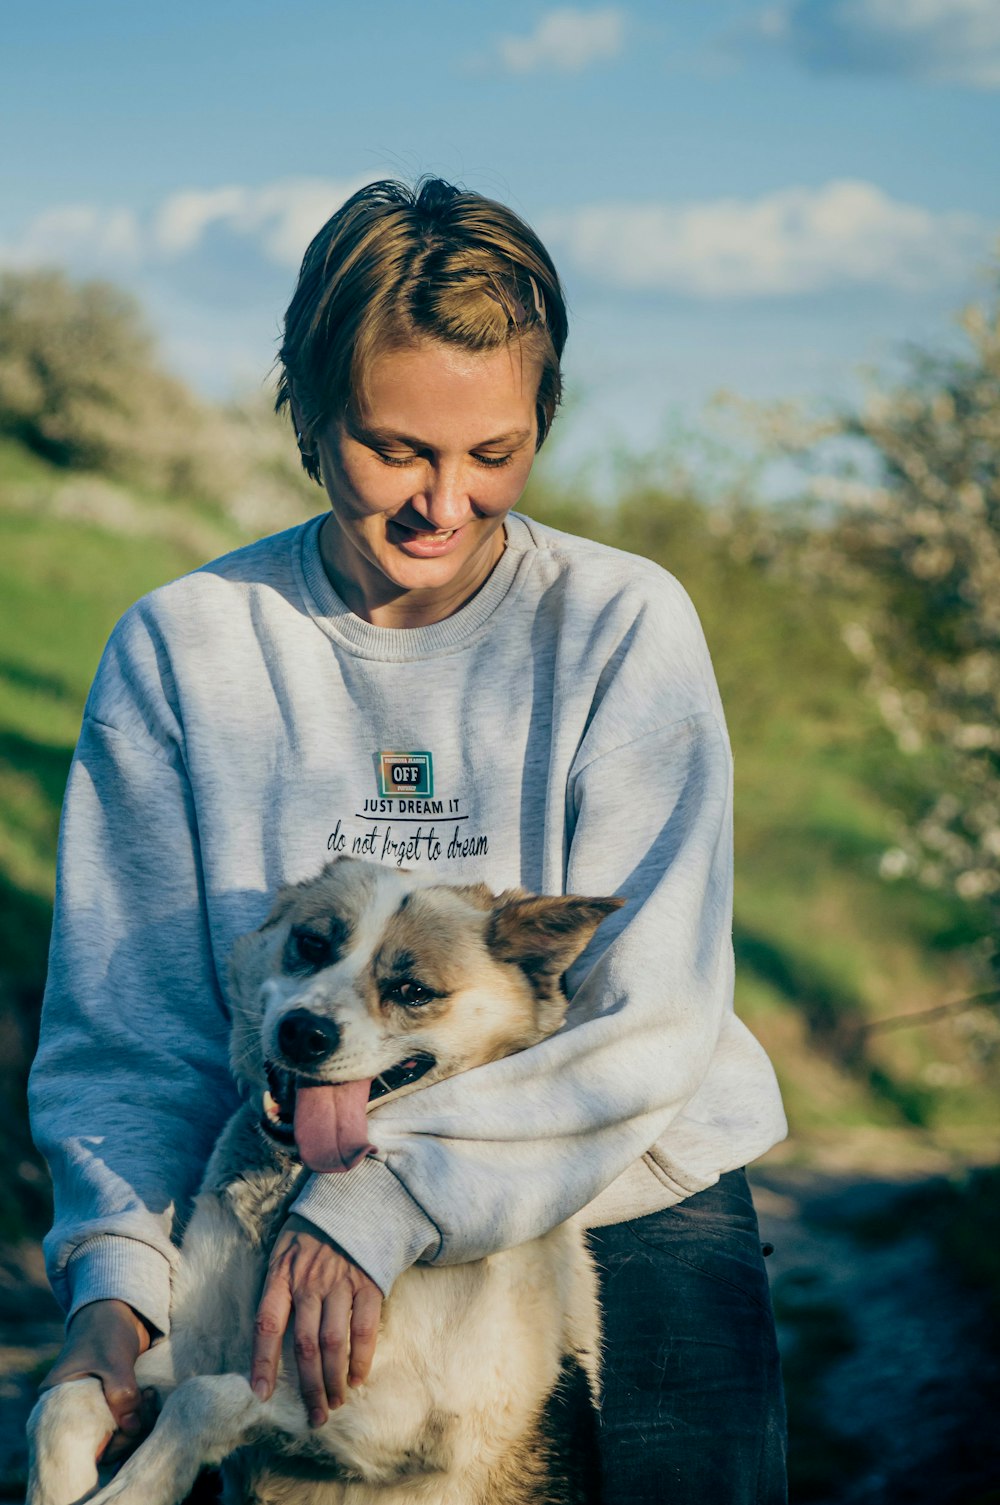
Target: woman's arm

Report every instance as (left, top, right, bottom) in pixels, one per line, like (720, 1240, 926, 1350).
(29, 713, 239, 1337)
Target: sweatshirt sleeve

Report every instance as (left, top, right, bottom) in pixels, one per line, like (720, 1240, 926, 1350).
(292, 707, 736, 1293)
(29, 713, 239, 1336)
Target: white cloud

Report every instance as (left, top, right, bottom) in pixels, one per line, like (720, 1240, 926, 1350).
(3, 177, 988, 308)
(0, 204, 142, 270)
(151, 176, 374, 266)
(494, 7, 625, 74)
(152, 187, 250, 257)
(544, 180, 988, 297)
(4, 176, 985, 309)
(742, 0, 1000, 89)
(0, 175, 378, 276)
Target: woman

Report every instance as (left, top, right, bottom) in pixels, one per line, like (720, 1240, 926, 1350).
(31, 177, 788, 1503)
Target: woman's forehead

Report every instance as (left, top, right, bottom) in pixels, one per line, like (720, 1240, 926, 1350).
(356, 340, 541, 438)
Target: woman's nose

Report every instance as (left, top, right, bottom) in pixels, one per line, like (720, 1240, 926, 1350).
(411, 465, 474, 529)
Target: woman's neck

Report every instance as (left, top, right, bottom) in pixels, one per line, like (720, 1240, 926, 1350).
(318, 517, 507, 629)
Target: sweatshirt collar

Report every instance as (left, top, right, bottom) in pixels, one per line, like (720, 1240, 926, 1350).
(296, 512, 533, 660)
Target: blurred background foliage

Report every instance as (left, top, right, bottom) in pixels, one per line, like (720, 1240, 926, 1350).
(3, 264, 1000, 1504)
(1, 265, 998, 1246)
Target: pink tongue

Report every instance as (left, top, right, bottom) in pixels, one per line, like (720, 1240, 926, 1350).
(293, 1081, 376, 1173)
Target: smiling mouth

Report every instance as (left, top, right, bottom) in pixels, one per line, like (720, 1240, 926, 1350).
(261, 1055, 437, 1145)
(388, 518, 469, 549)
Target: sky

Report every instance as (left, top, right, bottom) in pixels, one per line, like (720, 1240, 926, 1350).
(3, 0, 999, 473)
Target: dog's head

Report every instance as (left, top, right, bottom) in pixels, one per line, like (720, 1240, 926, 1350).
(228, 857, 622, 1174)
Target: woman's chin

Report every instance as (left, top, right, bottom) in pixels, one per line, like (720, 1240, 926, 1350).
(381, 551, 478, 599)
(377, 520, 505, 597)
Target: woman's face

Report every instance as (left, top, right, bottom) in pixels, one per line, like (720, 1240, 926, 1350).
(314, 339, 541, 627)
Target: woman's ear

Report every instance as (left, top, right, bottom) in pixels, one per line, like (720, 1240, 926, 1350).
(289, 390, 307, 447)
(288, 388, 323, 485)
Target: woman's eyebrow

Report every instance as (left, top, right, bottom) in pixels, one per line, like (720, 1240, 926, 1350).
(350, 423, 533, 449)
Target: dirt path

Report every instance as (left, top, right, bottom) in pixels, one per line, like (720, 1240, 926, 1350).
(751, 1167, 1000, 1504)
(3, 1171, 998, 1503)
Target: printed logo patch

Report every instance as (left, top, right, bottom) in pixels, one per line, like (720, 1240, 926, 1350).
(378, 751, 434, 797)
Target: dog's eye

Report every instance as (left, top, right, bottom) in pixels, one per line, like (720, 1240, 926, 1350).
(293, 930, 330, 968)
(283, 918, 349, 976)
(385, 978, 436, 1008)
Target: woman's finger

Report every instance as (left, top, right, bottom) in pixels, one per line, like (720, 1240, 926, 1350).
(101, 1365, 142, 1434)
(292, 1290, 327, 1428)
(347, 1284, 382, 1390)
(319, 1285, 353, 1410)
(88, 1385, 159, 1464)
(251, 1268, 294, 1401)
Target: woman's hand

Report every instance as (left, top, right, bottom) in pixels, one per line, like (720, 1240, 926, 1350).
(41, 1299, 158, 1463)
(251, 1214, 383, 1427)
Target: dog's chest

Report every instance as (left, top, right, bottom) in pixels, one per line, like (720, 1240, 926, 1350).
(206, 1108, 307, 1237)
(365, 1233, 582, 1417)
(252, 1238, 583, 1493)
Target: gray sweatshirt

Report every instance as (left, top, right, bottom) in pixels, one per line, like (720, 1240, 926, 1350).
(30, 511, 786, 1334)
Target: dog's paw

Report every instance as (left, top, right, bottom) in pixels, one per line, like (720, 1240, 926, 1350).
(27, 1378, 117, 1505)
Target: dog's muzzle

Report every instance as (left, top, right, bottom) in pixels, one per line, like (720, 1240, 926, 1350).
(276, 1008, 340, 1067)
(258, 1053, 438, 1169)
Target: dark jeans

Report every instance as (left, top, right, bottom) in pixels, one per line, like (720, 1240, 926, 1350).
(588, 1168, 787, 1505)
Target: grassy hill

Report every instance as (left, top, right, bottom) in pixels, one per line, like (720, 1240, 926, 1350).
(1, 435, 996, 1241)
(0, 439, 280, 1238)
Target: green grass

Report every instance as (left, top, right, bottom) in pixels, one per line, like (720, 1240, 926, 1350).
(0, 504, 216, 907)
(0, 443, 240, 1238)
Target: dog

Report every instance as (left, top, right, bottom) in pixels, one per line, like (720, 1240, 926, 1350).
(29, 858, 622, 1505)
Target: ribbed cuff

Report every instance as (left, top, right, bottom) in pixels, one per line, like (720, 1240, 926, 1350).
(66, 1235, 173, 1337)
(291, 1157, 441, 1297)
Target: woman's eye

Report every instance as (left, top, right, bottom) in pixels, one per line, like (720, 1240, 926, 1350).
(387, 979, 435, 1007)
(373, 449, 512, 470)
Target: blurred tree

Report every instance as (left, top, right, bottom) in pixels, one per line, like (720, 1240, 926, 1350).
(0, 268, 315, 527)
(0, 269, 214, 494)
(783, 273, 1000, 942)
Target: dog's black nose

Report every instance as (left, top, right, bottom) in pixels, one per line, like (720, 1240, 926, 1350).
(277, 1009, 340, 1066)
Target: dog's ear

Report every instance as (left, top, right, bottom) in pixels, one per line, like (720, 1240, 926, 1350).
(259, 856, 353, 929)
(486, 894, 624, 1006)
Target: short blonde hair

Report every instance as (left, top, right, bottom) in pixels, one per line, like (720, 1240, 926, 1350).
(275, 177, 568, 483)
